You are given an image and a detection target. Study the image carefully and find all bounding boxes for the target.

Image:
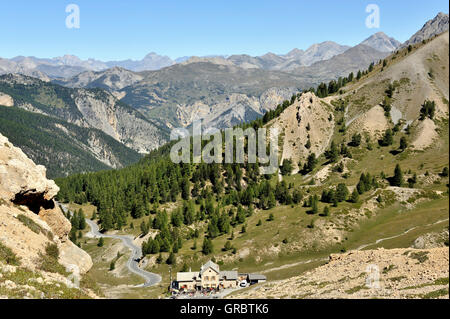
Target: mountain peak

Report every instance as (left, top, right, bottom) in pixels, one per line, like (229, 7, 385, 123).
(360, 32, 401, 52)
(403, 12, 449, 47)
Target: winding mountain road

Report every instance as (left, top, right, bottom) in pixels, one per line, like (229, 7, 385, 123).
(85, 219, 162, 287)
(59, 204, 161, 287)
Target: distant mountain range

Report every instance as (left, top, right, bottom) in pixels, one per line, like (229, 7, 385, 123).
(53, 35, 391, 130)
(2, 12, 448, 82)
(0, 52, 175, 79)
(0, 31, 402, 80)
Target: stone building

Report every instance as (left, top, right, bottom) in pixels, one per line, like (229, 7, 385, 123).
(174, 260, 238, 291)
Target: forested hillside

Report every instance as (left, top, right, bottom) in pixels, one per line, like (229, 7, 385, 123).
(0, 74, 169, 154)
(0, 106, 141, 178)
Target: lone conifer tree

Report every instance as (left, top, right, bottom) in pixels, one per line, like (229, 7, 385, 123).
(392, 164, 403, 187)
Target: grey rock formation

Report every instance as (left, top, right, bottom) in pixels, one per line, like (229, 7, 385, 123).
(54, 67, 143, 90)
(361, 32, 401, 52)
(227, 41, 350, 71)
(291, 44, 389, 82)
(402, 12, 449, 47)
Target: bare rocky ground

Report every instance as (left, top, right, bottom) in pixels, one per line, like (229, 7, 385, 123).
(229, 247, 449, 299)
(270, 91, 335, 171)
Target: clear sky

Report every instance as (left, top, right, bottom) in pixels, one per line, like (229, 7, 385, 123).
(0, 0, 448, 61)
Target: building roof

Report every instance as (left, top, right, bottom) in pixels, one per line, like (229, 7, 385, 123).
(220, 271, 238, 280)
(248, 273, 266, 281)
(176, 272, 199, 282)
(200, 260, 220, 275)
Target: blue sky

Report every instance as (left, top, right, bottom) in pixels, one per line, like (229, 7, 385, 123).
(0, 0, 448, 60)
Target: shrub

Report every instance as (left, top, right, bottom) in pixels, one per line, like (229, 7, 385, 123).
(0, 242, 21, 266)
(39, 243, 67, 275)
(17, 214, 52, 240)
(45, 243, 60, 259)
(17, 214, 42, 234)
(419, 100, 436, 120)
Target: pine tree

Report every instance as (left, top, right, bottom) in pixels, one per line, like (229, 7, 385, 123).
(350, 133, 362, 147)
(166, 252, 176, 265)
(97, 237, 104, 247)
(224, 241, 232, 251)
(78, 209, 86, 230)
(181, 177, 190, 200)
(380, 129, 394, 146)
(151, 240, 160, 254)
(311, 196, 319, 214)
(391, 164, 403, 187)
(280, 158, 293, 176)
(267, 191, 276, 209)
(350, 189, 359, 203)
(292, 189, 303, 204)
(399, 136, 408, 151)
(202, 238, 213, 255)
(140, 220, 149, 235)
(335, 183, 349, 202)
(322, 206, 330, 217)
(325, 141, 339, 162)
(302, 153, 317, 174)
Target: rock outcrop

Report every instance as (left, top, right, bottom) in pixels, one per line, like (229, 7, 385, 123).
(402, 12, 449, 47)
(0, 92, 13, 107)
(0, 133, 92, 274)
(270, 92, 335, 172)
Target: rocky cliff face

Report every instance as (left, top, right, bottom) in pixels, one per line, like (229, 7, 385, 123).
(403, 12, 449, 47)
(178, 87, 299, 130)
(0, 133, 92, 274)
(71, 89, 166, 153)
